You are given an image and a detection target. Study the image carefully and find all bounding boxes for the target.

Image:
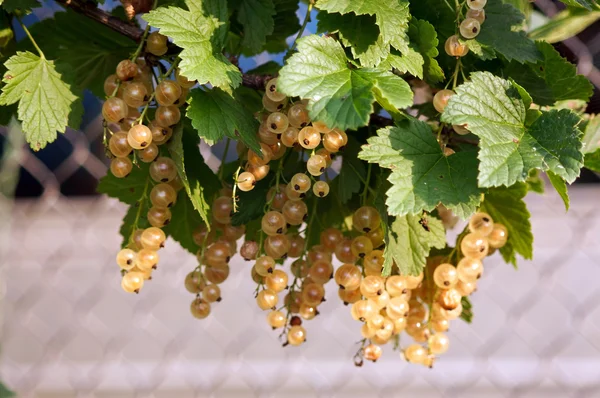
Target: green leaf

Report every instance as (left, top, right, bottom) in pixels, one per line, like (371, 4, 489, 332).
(358, 118, 482, 218)
(186, 87, 261, 153)
(582, 114, 600, 154)
(316, 0, 411, 53)
(236, 0, 275, 54)
(584, 148, 600, 172)
(356, 69, 413, 115)
(163, 191, 203, 254)
(264, 0, 300, 53)
(144, 0, 241, 89)
(380, 48, 424, 78)
(383, 213, 446, 277)
(529, 9, 600, 44)
(317, 11, 388, 67)
(2, 0, 40, 12)
(277, 35, 412, 130)
(558, 0, 593, 10)
(479, 183, 533, 266)
(25, 10, 137, 97)
(338, 136, 365, 203)
(474, 0, 541, 63)
(547, 171, 570, 211)
(119, 201, 150, 249)
(442, 72, 584, 187)
(407, 18, 444, 84)
(525, 169, 545, 194)
(97, 162, 151, 205)
(505, 41, 593, 106)
(167, 123, 216, 226)
(0, 51, 80, 151)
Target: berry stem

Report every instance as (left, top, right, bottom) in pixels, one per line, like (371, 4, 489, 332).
(129, 0, 157, 61)
(161, 58, 181, 81)
(131, 24, 151, 61)
(128, 176, 151, 245)
(289, 2, 314, 54)
(17, 17, 44, 59)
(137, 93, 156, 124)
(232, 165, 243, 213)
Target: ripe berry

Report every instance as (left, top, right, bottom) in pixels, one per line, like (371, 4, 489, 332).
(122, 82, 149, 108)
(237, 171, 257, 192)
(460, 18, 481, 39)
(150, 183, 177, 208)
(256, 288, 278, 310)
(127, 124, 152, 149)
(287, 104, 310, 128)
(266, 112, 289, 134)
(307, 154, 327, 176)
(138, 143, 159, 163)
(149, 157, 177, 183)
(155, 80, 183, 106)
(488, 223, 508, 248)
(466, 8, 485, 24)
(146, 31, 168, 56)
(433, 263, 459, 288)
(265, 78, 287, 102)
(109, 132, 132, 157)
(312, 181, 330, 197)
(102, 97, 128, 123)
(467, 0, 486, 10)
(433, 89, 455, 113)
(110, 157, 133, 178)
(444, 35, 469, 57)
(116, 59, 138, 81)
(298, 126, 321, 149)
(190, 297, 211, 319)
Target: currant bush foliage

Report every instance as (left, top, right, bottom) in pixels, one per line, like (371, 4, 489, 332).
(1, 0, 598, 364)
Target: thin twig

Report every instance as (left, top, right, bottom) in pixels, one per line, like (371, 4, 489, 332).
(55, 0, 145, 42)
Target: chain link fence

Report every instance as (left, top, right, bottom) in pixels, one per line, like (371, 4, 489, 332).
(2, 1, 600, 396)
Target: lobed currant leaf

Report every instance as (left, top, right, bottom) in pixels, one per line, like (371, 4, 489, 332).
(359, 118, 482, 219)
(24, 10, 136, 98)
(0, 51, 81, 151)
(277, 35, 412, 130)
(506, 41, 593, 106)
(442, 72, 584, 187)
(316, 0, 411, 54)
(186, 87, 261, 153)
(234, 0, 276, 54)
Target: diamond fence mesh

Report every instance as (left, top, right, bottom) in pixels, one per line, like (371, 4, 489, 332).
(1, 1, 600, 396)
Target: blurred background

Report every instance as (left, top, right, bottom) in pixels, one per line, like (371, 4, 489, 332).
(2, 0, 600, 397)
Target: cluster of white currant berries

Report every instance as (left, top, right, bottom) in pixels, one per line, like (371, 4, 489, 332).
(442, 0, 486, 59)
(235, 77, 346, 199)
(353, 211, 507, 366)
(116, 227, 166, 293)
(183, 192, 245, 318)
(103, 31, 199, 292)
